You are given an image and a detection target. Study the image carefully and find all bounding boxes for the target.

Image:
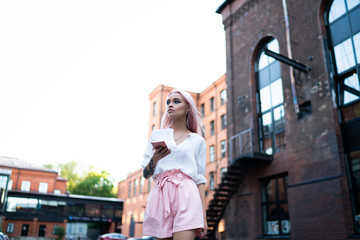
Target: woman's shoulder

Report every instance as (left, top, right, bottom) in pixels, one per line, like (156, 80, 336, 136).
(190, 132, 206, 143)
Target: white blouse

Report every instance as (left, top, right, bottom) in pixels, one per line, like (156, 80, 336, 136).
(141, 128, 207, 185)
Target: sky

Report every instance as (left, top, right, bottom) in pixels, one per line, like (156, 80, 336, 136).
(0, 0, 226, 183)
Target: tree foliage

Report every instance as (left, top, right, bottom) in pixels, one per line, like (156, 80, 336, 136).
(44, 161, 116, 198)
(71, 170, 116, 197)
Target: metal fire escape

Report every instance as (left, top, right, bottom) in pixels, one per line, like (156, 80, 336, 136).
(205, 129, 273, 239)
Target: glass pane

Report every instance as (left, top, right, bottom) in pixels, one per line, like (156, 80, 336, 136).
(354, 32, 360, 64)
(347, 0, 360, 10)
(278, 177, 287, 201)
(274, 105, 285, 131)
(267, 203, 279, 220)
(262, 112, 272, 137)
(279, 203, 290, 220)
(334, 38, 356, 73)
(271, 79, 284, 106)
(264, 179, 276, 202)
(259, 52, 269, 70)
(329, 0, 346, 23)
(344, 90, 360, 104)
(344, 74, 360, 104)
(267, 39, 279, 65)
(275, 131, 286, 152)
(260, 86, 272, 112)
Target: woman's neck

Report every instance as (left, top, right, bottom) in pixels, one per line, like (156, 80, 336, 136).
(171, 118, 188, 133)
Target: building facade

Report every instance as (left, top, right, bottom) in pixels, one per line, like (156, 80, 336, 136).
(117, 74, 227, 238)
(214, 0, 360, 239)
(0, 156, 123, 240)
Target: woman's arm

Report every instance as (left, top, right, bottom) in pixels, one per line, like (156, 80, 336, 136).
(197, 183, 208, 238)
(143, 146, 171, 179)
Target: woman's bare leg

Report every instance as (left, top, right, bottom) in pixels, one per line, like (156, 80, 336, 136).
(173, 230, 196, 240)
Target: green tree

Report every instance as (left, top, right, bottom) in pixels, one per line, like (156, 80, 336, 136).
(44, 160, 80, 193)
(58, 160, 80, 192)
(71, 170, 116, 198)
(54, 226, 65, 240)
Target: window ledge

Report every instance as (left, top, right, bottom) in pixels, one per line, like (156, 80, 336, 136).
(257, 236, 291, 239)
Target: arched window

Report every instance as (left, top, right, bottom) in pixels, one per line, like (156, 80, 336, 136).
(256, 39, 286, 155)
(326, 0, 360, 233)
(326, 0, 360, 105)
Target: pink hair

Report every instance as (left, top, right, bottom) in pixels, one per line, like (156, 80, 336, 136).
(160, 89, 204, 134)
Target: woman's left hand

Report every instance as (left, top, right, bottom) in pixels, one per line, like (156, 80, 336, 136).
(198, 219, 208, 238)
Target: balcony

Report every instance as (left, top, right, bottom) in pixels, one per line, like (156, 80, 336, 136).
(206, 129, 272, 239)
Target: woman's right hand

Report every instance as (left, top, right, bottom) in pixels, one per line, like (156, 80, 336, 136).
(152, 146, 171, 163)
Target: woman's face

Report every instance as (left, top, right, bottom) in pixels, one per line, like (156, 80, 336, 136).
(166, 92, 189, 119)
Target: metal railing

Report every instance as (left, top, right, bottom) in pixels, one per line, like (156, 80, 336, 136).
(228, 128, 254, 164)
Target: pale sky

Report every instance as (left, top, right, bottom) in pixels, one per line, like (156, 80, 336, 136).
(0, 0, 226, 183)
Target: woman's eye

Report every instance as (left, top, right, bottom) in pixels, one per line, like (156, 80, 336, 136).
(166, 100, 170, 105)
(174, 100, 180, 104)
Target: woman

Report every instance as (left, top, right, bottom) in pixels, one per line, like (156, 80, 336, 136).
(141, 89, 208, 240)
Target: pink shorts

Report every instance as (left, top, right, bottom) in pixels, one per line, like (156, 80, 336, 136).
(143, 169, 204, 238)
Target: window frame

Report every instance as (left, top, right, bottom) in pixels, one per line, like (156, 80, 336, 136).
(210, 97, 215, 112)
(255, 38, 286, 155)
(21, 181, 31, 192)
(325, 0, 360, 107)
(210, 120, 215, 136)
(6, 223, 14, 234)
(261, 173, 290, 236)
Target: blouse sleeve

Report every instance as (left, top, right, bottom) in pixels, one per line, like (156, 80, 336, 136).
(141, 132, 155, 168)
(194, 138, 207, 185)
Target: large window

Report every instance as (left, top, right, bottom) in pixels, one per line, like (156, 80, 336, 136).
(210, 120, 215, 136)
(21, 181, 31, 192)
(220, 89, 227, 105)
(209, 172, 215, 190)
(220, 140, 226, 158)
(261, 174, 290, 236)
(210, 97, 215, 112)
(326, 0, 360, 233)
(209, 145, 215, 162)
(326, 0, 360, 106)
(6, 223, 14, 234)
(221, 114, 227, 130)
(38, 182, 48, 193)
(256, 38, 286, 154)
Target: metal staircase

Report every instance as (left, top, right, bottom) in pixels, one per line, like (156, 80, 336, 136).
(205, 129, 273, 239)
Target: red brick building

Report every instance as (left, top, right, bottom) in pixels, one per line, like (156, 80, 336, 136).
(0, 156, 123, 239)
(213, 0, 360, 239)
(117, 74, 227, 238)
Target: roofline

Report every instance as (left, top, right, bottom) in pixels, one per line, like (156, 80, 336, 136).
(216, 0, 233, 14)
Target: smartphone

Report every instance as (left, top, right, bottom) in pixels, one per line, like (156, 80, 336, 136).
(151, 141, 167, 149)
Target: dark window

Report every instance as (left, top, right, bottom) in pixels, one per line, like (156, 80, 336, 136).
(139, 177, 144, 194)
(256, 38, 286, 154)
(133, 179, 138, 197)
(326, 0, 360, 106)
(210, 172, 215, 190)
(201, 103, 205, 117)
(220, 140, 226, 158)
(220, 167, 227, 179)
(153, 102, 157, 116)
(21, 224, 29, 236)
(128, 182, 132, 198)
(210, 120, 215, 136)
(151, 124, 155, 131)
(6, 223, 14, 233)
(220, 89, 227, 105)
(261, 174, 290, 236)
(38, 225, 46, 237)
(221, 114, 227, 130)
(210, 97, 214, 112)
